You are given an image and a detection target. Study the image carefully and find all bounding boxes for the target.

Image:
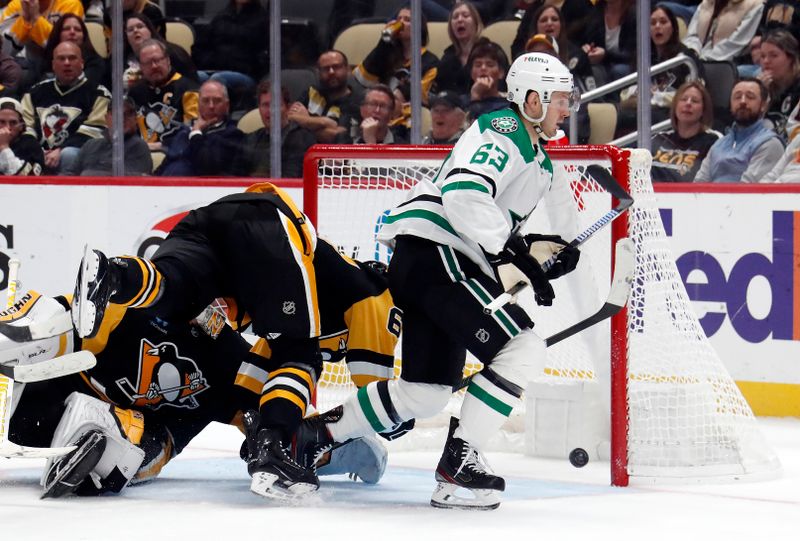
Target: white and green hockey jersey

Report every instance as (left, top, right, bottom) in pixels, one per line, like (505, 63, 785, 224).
(376, 108, 554, 278)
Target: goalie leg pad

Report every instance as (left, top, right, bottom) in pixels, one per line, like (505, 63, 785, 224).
(42, 392, 145, 496)
(457, 329, 545, 449)
(317, 434, 388, 484)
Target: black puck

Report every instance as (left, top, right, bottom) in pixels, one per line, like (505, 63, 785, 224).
(569, 447, 589, 468)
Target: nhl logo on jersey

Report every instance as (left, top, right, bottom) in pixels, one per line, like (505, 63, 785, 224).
(491, 116, 518, 134)
(475, 328, 490, 343)
(282, 301, 296, 315)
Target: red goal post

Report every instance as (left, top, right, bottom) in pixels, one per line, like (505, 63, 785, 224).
(302, 144, 780, 487)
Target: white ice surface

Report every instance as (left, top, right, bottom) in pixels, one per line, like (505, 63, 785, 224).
(1, 418, 798, 541)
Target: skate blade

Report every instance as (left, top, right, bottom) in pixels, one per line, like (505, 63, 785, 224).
(430, 482, 502, 511)
(250, 472, 318, 502)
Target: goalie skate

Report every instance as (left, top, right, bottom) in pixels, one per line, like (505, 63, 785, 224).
(430, 418, 504, 510)
(72, 245, 119, 339)
(41, 429, 106, 498)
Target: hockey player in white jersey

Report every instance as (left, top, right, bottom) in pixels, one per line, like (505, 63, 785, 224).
(308, 52, 582, 510)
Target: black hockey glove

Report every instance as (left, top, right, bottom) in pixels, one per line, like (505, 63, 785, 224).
(523, 234, 581, 280)
(379, 418, 415, 441)
(488, 234, 555, 307)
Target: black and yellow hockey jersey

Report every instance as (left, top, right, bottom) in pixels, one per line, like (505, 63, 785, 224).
(127, 72, 199, 144)
(21, 75, 110, 150)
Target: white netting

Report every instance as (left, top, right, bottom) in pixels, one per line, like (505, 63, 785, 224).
(309, 145, 780, 482)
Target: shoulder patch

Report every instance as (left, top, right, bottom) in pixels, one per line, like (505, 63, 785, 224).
(490, 116, 518, 134)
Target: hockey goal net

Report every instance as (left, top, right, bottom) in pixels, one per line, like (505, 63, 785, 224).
(302, 144, 781, 486)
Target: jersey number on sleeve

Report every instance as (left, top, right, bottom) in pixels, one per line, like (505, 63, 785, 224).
(386, 307, 402, 338)
(469, 143, 508, 172)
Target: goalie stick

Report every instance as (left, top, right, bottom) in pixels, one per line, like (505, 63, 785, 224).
(0, 350, 97, 383)
(484, 164, 634, 314)
(463, 237, 634, 391)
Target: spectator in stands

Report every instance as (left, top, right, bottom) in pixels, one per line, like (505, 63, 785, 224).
(122, 14, 197, 90)
(582, 0, 638, 84)
(65, 95, 151, 175)
(694, 77, 784, 182)
(422, 90, 466, 144)
(192, 0, 269, 112)
(618, 5, 700, 135)
(288, 50, 363, 143)
(466, 38, 509, 120)
(0, 96, 43, 175)
(127, 39, 199, 152)
(759, 132, 800, 182)
(759, 1, 800, 37)
(433, 2, 485, 97)
(157, 80, 243, 176)
(683, 0, 764, 62)
(353, 6, 439, 105)
(511, 0, 594, 56)
(336, 84, 408, 144)
(0, 0, 84, 90)
(651, 81, 722, 182)
(21, 41, 109, 174)
(0, 35, 22, 96)
(421, 0, 505, 23)
(233, 80, 315, 178)
(758, 28, 800, 140)
(517, 4, 594, 92)
(42, 14, 107, 89)
(103, 0, 165, 37)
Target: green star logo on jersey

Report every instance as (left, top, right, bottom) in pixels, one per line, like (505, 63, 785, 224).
(491, 116, 518, 134)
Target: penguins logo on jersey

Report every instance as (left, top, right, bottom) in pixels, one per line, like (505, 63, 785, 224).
(137, 102, 180, 142)
(37, 105, 81, 148)
(115, 338, 209, 410)
(491, 116, 518, 133)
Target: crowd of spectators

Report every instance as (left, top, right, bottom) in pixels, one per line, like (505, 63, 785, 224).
(0, 0, 798, 182)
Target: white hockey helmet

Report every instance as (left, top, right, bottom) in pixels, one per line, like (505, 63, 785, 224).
(506, 52, 579, 125)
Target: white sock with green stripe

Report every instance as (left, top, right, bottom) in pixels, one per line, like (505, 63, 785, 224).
(456, 371, 523, 449)
(328, 379, 451, 442)
(456, 330, 545, 448)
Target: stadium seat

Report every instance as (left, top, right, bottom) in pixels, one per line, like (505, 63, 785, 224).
(481, 20, 520, 61)
(165, 18, 195, 56)
(151, 150, 165, 172)
(701, 60, 738, 131)
(86, 21, 107, 58)
(281, 68, 318, 102)
(677, 17, 687, 41)
(587, 103, 618, 144)
(333, 23, 384, 67)
(237, 109, 263, 134)
(427, 22, 450, 58)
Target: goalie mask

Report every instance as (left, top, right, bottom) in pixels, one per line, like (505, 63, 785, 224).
(505, 53, 580, 139)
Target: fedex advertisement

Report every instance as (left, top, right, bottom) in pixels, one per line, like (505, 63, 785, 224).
(1, 179, 799, 415)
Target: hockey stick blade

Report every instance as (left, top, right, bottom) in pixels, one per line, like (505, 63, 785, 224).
(0, 441, 77, 459)
(0, 311, 73, 342)
(545, 237, 634, 347)
(466, 237, 634, 390)
(0, 350, 97, 383)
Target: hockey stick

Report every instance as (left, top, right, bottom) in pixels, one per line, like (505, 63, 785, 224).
(462, 237, 634, 391)
(484, 165, 634, 314)
(0, 350, 97, 383)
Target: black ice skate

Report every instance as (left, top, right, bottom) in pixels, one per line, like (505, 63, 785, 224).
(430, 417, 505, 510)
(41, 429, 106, 499)
(242, 411, 319, 500)
(293, 406, 343, 471)
(71, 245, 120, 339)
